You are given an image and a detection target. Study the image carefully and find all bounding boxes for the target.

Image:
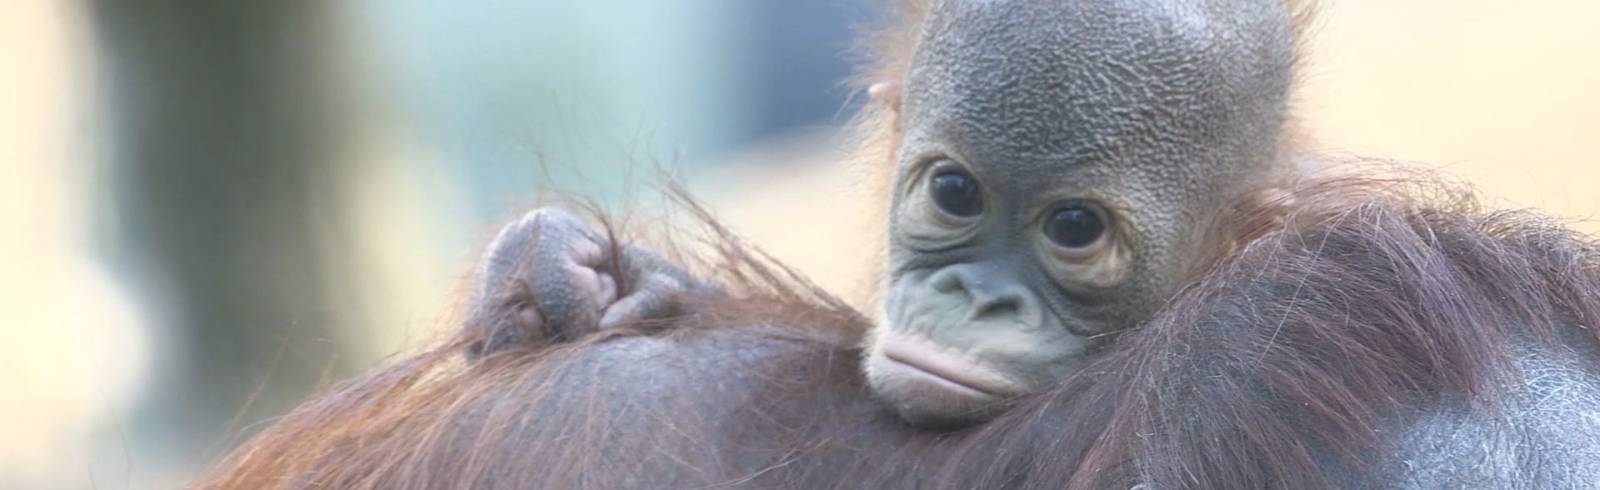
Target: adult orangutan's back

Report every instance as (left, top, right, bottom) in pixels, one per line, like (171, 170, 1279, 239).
(196, 176, 1600, 489)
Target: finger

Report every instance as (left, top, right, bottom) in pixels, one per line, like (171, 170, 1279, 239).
(533, 251, 613, 339)
(599, 272, 685, 328)
(476, 299, 544, 356)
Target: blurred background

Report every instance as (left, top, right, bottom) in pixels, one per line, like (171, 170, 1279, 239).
(2, 1, 1595, 488)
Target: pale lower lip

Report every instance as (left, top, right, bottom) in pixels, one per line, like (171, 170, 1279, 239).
(881, 345, 1012, 398)
(881, 355, 997, 399)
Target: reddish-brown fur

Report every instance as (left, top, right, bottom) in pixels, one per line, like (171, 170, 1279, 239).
(195, 172, 1600, 489)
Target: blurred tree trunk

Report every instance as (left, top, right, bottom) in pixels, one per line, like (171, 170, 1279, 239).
(88, 1, 365, 455)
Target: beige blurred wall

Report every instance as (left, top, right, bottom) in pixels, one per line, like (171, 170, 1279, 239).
(708, 0, 1600, 302)
(1304, 1, 1600, 230)
(0, 0, 155, 487)
(0, 1, 462, 487)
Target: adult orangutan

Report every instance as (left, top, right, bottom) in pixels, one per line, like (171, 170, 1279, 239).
(197, 0, 1600, 488)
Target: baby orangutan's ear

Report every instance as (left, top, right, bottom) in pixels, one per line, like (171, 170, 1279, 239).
(868, 81, 902, 110)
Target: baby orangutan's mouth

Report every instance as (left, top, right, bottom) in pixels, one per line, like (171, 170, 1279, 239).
(865, 333, 1036, 427)
(877, 340, 1019, 399)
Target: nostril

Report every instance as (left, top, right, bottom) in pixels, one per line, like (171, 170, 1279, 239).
(929, 268, 964, 294)
(925, 265, 1034, 320)
(969, 292, 1022, 319)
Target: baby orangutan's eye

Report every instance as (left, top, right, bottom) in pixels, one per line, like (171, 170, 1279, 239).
(928, 169, 983, 218)
(1044, 204, 1107, 250)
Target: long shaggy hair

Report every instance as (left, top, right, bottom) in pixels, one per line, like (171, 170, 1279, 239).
(195, 170, 1600, 489)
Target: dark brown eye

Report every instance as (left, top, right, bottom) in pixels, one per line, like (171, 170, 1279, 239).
(929, 170, 982, 218)
(1045, 205, 1106, 249)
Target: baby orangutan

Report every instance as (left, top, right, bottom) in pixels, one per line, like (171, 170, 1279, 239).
(468, 0, 1303, 428)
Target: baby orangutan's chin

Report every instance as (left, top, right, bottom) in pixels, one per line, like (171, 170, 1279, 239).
(863, 334, 1023, 429)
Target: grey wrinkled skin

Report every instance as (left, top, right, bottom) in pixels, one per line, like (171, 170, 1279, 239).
(869, 0, 1294, 426)
(891, 0, 1292, 327)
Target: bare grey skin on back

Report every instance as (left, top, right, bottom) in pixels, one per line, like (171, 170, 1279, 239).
(1376, 335, 1600, 488)
(460, 0, 1600, 486)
